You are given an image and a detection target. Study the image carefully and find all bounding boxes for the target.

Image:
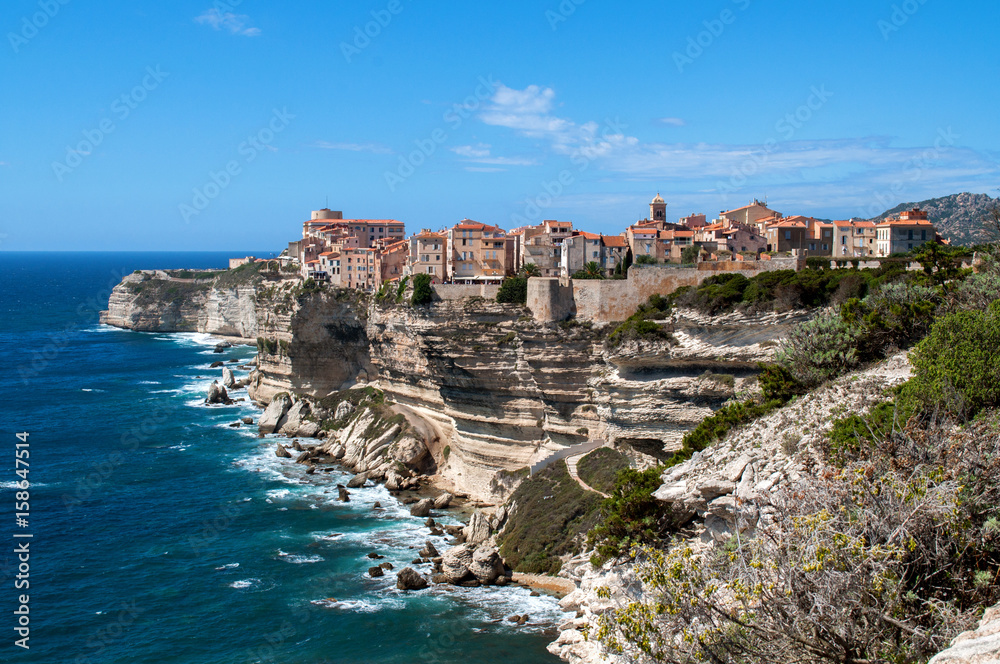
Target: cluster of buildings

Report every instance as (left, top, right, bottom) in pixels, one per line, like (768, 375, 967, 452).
(284, 195, 941, 290)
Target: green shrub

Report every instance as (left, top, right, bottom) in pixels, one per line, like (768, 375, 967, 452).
(588, 467, 672, 566)
(902, 299, 1000, 418)
(410, 273, 433, 306)
(757, 363, 806, 402)
(496, 277, 528, 304)
(681, 245, 701, 264)
(681, 398, 785, 455)
(635, 255, 658, 265)
(777, 310, 861, 386)
(607, 294, 675, 347)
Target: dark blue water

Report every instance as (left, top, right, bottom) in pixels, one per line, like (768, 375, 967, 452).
(0, 253, 564, 664)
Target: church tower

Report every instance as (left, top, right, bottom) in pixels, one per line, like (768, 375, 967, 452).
(650, 193, 666, 222)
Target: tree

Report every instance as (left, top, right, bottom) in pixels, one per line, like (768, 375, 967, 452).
(410, 273, 433, 306)
(573, 261, 606, 280)
(636, 254, 658, 265)
(520, 263, 541, 278)
(496, 276, 528, 304)
(681, 245, 701, 265)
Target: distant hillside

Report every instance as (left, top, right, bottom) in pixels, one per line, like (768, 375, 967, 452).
(868, 192, 999, 246)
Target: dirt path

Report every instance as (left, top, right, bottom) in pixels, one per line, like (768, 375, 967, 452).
(565, 451, 609, 498)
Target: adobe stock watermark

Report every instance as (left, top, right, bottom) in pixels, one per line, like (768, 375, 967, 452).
(52, 66, 169, 182)
(716, 85, 833, 202)
(878, 0, 929, 40)
(7, 0, 71, 53)
(509, 117, 628, 227)
(384, 75, 498, 192)
(858, 127, 958, 218)
(546, 0, 586, 30)
(179, 107, 294, 223)
(673, 0, 751, 73)
(341, 0, 411, 64)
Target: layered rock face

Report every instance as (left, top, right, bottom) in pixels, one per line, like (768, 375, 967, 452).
(367, 300, 602, 499)
(248, 286, 375, 404)
(102, 272, 258, 336)
(103, 276, 800, 502)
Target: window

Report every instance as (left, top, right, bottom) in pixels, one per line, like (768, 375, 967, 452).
(921, 230, 927, 240)
(841, 237, 846, 245)
(809, 243, 816, 251)
(427, 266, 435, 274)
(435, 255, 440, 261)
(785, 230, 792, 240)
(592, 251, 599, 258)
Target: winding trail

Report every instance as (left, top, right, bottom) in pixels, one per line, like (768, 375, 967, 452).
(565, 450, 610, 498)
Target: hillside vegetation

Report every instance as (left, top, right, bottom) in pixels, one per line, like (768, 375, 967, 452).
(587, 244, 1000, 663)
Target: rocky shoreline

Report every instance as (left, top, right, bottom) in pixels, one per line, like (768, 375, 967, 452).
(221, 363, 570, 605)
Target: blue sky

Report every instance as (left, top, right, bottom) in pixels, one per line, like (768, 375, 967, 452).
(1, 0, 998, 251)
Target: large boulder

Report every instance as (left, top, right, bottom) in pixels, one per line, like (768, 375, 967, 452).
(296, 421, 321, 438)
(468, 545, 505, 585)
(396, 567, 429, 591)
(391, 436, 430, 468)
(346, 472, 369, 488)
(464, 511, 492, 546)
(222, 367, 236, 389)
(418, 541, 439, 558)
(409, 499, 433, 518)
(205, 381, 232, 405)
(279, 401, 310, 436)
(275, 443, 292, 459)
(433, 493, 453, 510)
(439, 544, 474, 584)
(258, 394, 291, 434)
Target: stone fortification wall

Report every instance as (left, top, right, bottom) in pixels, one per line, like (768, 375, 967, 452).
(432, 283, 501, 301)
(529, 259, 801, 323)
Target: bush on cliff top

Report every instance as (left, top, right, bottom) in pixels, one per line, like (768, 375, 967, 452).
(496, 277, 528, 305)
(606, 294, 674, 348)
(410, 274, 433, 306)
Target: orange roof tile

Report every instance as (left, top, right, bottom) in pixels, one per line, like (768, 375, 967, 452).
(601, 236, 627, 247)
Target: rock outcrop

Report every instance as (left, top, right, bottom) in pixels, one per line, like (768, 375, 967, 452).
(101, 271, 258, 336)
(929, 603, 1000, 664)
(549, 352, 915, 664)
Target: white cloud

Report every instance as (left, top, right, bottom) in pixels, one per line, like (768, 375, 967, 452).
(657, 117, 686, 127)
(195, 9, 260, 37)
(314, 141, 393, 155)
(451, 143, 537, 167)
(479, 84, 1000, 213)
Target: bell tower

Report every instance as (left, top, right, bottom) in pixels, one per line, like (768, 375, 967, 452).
(650, 193, 666, 222)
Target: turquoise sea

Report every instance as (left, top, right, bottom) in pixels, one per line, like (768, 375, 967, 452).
(0, 252, 565, 664)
